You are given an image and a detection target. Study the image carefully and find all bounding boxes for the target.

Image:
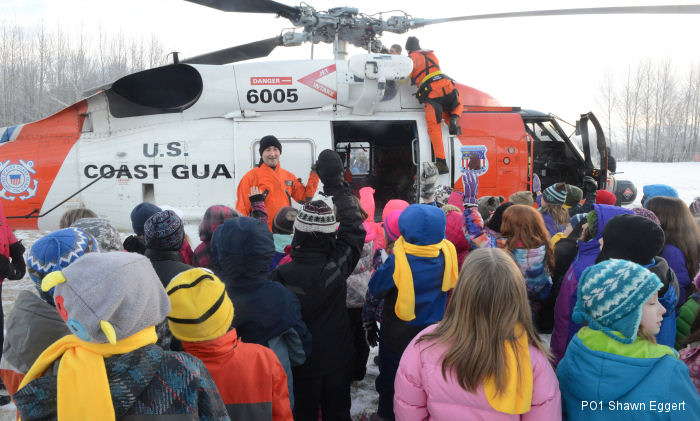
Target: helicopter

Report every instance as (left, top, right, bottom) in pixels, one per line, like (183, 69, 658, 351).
(1, 1, 699, 231)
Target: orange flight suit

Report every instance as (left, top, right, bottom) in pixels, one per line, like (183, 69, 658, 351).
(236, 163, 319, 230)
(409, 50, 463, 161)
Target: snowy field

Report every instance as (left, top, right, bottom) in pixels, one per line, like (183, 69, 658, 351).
(0, 161, 698, 419)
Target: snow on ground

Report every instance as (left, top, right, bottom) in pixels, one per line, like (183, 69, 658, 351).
(0, 161, 697, 419)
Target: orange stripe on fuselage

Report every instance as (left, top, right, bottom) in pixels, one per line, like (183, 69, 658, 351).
(0, 101, 87, 229)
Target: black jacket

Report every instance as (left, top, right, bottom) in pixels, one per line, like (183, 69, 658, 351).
(269, 190, 366, 376)
(144, 249, 193, 288)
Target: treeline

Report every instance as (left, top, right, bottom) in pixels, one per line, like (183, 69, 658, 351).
(597, 59, 700, 162)
(0, 22, 167, 127)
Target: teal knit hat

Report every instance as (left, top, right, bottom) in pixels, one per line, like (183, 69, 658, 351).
(572, 259, 662, 344)
(543, 183, 567, 206)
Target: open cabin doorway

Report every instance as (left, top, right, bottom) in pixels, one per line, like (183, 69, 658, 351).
(332, 120, 418, 221)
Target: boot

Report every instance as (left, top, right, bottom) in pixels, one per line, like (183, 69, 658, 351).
(435, 158, 449, 175)
(448, 114, 462, 135)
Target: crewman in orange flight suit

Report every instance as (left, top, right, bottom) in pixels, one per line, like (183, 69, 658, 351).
(236, 135, 319, 230)
(406, 36, 463, 175)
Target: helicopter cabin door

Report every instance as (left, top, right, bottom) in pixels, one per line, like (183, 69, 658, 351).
(233, 120, 329, 210)
(332, 120, 419, 221)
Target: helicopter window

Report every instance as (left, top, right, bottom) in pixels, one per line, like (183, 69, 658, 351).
(105, 64, 203, 118)
(335, 142, 371, 175)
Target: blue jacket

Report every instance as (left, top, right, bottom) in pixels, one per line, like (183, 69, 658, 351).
(551, 204, 633, 364)
(558, 331, 700, 421)
(368, 204, 449, 354)
(661, 244, 691, 309)
(210, 217, 312, 360)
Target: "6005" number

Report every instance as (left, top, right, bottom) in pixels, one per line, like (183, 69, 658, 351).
(247, 88, 298, 104)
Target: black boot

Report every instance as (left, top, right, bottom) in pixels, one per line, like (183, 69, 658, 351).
(449, 114, 462, 135)
(435, 158, 449, 175)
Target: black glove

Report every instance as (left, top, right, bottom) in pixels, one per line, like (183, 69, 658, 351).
(0, 255, 10, 280)
(248, 193, 265, 204)
(316, 149, 344, 193)
(363, 321, 379, 348)
(582, 176, 598, 195)
(6, 241, 26, 280)
(123, 235, 146, 254)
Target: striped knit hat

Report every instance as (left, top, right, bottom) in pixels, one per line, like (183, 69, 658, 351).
(542, 183, 568, 206)
(27, 228, 100, 306)
(144, 210, 185, 251)
(572, 259, 662, 344)
(294, 200, 338, 234)
(273, 206, 298, 235)
(383, 210, 403, 242)
(166, 268, 234, 342)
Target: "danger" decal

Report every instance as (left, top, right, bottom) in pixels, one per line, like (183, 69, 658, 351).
(250, 77, 292, 85)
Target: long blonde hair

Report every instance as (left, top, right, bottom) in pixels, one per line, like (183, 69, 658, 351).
(419, 248, 549, 394)
(540, 197, 569, 227)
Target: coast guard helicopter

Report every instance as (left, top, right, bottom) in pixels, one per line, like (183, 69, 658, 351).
(1, 1, 698, 230)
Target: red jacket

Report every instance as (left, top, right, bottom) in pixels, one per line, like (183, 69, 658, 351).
(183, 329, 293, 421)
(236, 164, 319, 229)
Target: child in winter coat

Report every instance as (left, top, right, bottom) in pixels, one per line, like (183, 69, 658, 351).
(269, 150, 366, 421)
(557, 259, 700, 420)
(679, 306, 700, 394)
(143, 210, 193, 288)
(645, 196, 700, 308)
(193, 205, 238, 268)
(596, 214, 680, 348)
(394, 248, 561, 421)
(676, 273, 700, 348)
(367, 204, 458, 421)
(167, 268, 293, 421)
(539, 183, 569, 236)
(0, 228, 93, 397)
(270, 206, 297, 270)
(13, 252, 229, 421)
(123, 202, 162, 254)
(443, 208, 470, 269)
(551, 204, 633, 364)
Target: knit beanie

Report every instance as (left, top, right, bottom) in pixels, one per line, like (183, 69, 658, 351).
(569, 213, 587, 228)
(598, 214, 665, 265)
(382, 199, 410, 220)
(586, 210, 598, 238)
(564, 185, 583, 207)
(273, 206, 298, 235)
(259, 135, 282, 155)
(572, 259, 663, 344)
(165, 268, 234, 342)
(486, 202, 514, 233)
(27, 228, 101, 306)
(71, 217, 122, 252)
(631, 207, 661, 226)
(294, 199, 338, 234)
(144, 210, 185, 251)
(596, 189, 617, 206)
(420, 162, 439, 202)
(405, 36, 420, 52)
(130, 202, 161, 236)
(542, 183, 567, 206)
(509, 191, 534, 207)
(642, 184, 679, 205)
(435, 185, 453, 208)
(42, 252, 171, 344)
(478, 196, 503, 220)
(689, 197, 700, 217)
(199, 205, 238, 242)
(383, 209, 403, 242)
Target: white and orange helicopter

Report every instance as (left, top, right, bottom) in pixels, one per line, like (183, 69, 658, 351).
(1, 1, 698, 230)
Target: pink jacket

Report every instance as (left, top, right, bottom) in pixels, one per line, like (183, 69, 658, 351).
(394, 325, 561, 421)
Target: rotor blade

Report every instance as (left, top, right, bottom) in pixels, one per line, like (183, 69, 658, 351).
(411, 4, 700, 27)
(182, 36, 283, 65)
(184, 0, 300, 21)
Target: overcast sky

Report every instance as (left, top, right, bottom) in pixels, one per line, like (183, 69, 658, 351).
(3, 0, 700, 124)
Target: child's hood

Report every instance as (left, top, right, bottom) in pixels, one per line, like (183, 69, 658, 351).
(559, 330, 679, 402)
(398, 204, 446, 245)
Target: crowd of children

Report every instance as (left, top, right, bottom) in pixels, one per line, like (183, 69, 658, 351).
(0, 154, 699, 420)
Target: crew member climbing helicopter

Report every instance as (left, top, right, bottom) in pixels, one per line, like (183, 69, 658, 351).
(406, 36, 463, 174)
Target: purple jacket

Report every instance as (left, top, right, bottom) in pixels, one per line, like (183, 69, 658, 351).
(550, 204, 633, 365)
(661, 244, 692, 309)
(540, 211, 566, 237)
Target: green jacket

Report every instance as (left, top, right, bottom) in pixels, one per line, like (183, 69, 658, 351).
(677, 292, 700, 349)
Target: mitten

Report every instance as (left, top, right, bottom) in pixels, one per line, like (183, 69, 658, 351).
(462, 171, 479, 206)
(420, 162, 439, 202)
(123, 235, 147, 254)
(316, 149, 345, 194)
(532, 173, 542, 193)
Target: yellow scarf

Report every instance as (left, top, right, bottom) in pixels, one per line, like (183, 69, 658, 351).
(18, 327, 158, 421)
(483, 324, 533, 414)
(392, 236, 458, 321)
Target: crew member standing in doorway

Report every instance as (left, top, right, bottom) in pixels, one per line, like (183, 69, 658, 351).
(406, 36, 463, 175)
(236, 135, 319, 230)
